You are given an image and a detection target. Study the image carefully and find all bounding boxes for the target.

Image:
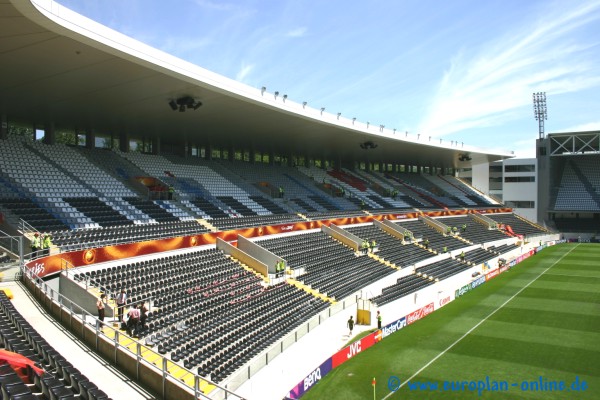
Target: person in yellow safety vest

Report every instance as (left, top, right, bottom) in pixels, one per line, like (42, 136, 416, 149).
(442, 246, 448, 253)
(371, 239, 377, 252)
(42, 234, 52, 256)
(168, 186, 174, 200)
(376, 311, 382, 329)
(462, 224, 467, 232)
(277, 260, 285, 277)
(361, 240, 369, 255)
(446, 226, 451, 234)
(278, 187, 284, 198)
(452, 226, 458, 234)
(31, 233, 40, 257)
(423, 238, 429, 249)
(460, 251, 465, 261)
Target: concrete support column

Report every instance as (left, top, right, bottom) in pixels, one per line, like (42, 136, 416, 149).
(85, 129, 94, 149)
(43, 122, 55, 145)
(119, 132, 129, 152)
(153, 136, 161, 155)
(0, 115, 7, 140)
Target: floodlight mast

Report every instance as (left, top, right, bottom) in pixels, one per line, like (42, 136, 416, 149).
(533, 92, 547, 139)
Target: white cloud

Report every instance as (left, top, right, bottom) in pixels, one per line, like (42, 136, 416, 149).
(418, 1, 600, 138)
(236, 62, 254, 82)
(286, 27, 307, 38)
(559, 121, 600, 132)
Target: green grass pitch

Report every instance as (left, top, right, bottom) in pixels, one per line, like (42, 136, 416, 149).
(302, 243, 600, 399)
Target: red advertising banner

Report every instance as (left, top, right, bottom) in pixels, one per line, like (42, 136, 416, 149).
(406, 302, 435, 325)
(485, 268, 500, 281)
(332, 330, 379, 368)
(25, 208, 511, 278)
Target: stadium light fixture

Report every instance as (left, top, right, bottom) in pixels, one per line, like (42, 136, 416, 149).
(168, 96, 202, 112)
(352, 117, 356, 124)
(533, 92, 548, 139)
(320, 107, 325, 115)
(337, 112, 341, 119)
(302, 101, 307, 108)
(380, 124, 385, 132)
(261, 86, 266, 95)
(283, 94, 287, 102)
(274, 91, 279, 99)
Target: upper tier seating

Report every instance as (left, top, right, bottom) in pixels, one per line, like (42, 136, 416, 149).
(553, 157, 600, 211)
(352, 169, 428, 208)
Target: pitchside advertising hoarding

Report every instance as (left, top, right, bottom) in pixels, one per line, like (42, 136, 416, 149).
(381, 317, 407, 339)
(287, 359, 333, 399)
(485, 268, 500, 281)
(332, 329, 381, 368)
(406, 302, 435, 325)
(287, 329, 383, 399)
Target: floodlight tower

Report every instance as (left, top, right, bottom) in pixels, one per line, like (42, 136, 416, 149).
(532, 92, 547, 139)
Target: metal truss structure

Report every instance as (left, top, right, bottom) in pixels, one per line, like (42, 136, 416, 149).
(550, 132, 600, 156)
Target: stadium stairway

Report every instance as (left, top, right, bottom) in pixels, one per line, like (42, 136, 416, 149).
(197, 218, 218, 232)
(285, 278, 336, 304)
(366, 251, 401, 269)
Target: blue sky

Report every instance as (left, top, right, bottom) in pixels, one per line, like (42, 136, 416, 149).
(57, 0, 600, 157)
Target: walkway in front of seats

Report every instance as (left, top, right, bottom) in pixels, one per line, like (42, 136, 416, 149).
(0, 280, 155, 400)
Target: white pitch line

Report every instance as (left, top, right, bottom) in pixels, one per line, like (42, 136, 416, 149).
(382, 244, 579, 399)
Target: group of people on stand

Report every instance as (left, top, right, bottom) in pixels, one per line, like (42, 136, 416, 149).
(360, 239, 377, 254)
(446, 224, 467, 235)
(30, 232, 52, 257)
(96, 289, 148, 337)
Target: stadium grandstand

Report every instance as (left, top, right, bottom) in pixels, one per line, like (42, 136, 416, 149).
(0, 1, 592, 400)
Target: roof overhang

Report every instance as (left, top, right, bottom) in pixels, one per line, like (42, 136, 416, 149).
(0, 0, 514, 167)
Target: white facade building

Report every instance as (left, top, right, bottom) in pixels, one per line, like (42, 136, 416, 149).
(458, 158, 538, 222)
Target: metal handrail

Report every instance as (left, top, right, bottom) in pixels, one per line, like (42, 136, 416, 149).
(20, 264, 246, 400)
(0, 229, 20, 257)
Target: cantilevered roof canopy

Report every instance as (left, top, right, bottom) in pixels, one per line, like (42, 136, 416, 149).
(0, 0, 513, 167)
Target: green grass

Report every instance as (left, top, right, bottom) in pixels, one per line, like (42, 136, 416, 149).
(302, 243, 600, 400)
